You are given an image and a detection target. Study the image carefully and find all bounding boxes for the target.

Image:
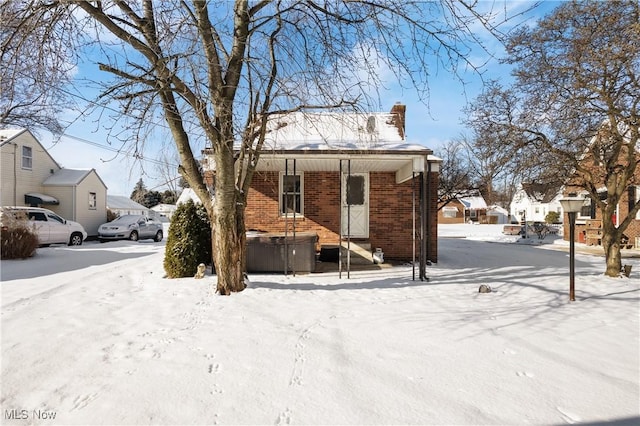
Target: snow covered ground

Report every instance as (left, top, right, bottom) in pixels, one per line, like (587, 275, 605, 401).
(1, 224, 638, 425)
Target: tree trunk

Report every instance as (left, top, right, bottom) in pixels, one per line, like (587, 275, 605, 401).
(601, 226, 622, 277)
(213, 202, 246, 295)
(211, 126, 247, 295)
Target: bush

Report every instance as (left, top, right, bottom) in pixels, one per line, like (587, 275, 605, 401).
(545, 211, 560, 224)
(163, 200, 212, 278)
(0, 209, 38, 259)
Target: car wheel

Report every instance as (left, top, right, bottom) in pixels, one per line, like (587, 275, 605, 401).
(129, 230, 139, 241)
(154, 230, 163, 242)
(69, 232, 83, 246)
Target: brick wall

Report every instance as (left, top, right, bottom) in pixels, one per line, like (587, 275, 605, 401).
(244, 170, 439, 262)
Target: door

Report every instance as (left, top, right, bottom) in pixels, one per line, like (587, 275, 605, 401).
(341, 173, 369, 238)
(28, 211, 50, 244)
(45, 211, 69, 244)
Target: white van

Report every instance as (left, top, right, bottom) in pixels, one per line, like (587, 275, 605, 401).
(1, 207, 87, 246)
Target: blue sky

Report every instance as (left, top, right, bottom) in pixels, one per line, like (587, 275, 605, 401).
(40, 1, 561, 196)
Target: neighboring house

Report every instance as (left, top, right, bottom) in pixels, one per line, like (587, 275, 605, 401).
(563, 131, 640, 247)
(438, 193, 488, 224)
(151, 203, 177, 221)
(203, 104, 441, 264)
(0, 128, 107, 236)
(176, 188, 204, 205)
(510, 182, 563, 223)
(487, 205, 510, 224)
(107, 195, 149, 217)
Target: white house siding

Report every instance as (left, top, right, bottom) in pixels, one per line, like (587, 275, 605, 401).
(1, 131, 60, 206)
(510, 188, 563, 223)
(44, 172, 107, 236)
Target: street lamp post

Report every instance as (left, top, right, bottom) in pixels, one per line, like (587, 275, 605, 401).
(559, 198, 585, 302)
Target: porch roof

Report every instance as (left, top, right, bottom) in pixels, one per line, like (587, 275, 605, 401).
(250, 150, 440, 184)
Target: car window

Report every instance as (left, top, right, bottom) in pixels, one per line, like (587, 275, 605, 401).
(29, 212, 47, 221)
(138, 218, 146, 225)
(47, 213, 65, 224)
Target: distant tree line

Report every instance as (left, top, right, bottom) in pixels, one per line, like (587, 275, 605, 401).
(130, 178, 178, 209)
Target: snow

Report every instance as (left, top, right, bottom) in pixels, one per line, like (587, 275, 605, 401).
(1, 224, 639, 425)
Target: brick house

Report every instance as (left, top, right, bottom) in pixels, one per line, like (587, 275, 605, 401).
(203, 104, 440, 270)
(438, 193, 488, 224)
(563, 131, 640, 248)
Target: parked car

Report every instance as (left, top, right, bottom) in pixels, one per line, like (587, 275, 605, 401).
(98, 215, 163, 242)
(1, 206, 87, 246)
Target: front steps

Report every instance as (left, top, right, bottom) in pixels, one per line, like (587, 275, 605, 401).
(320, 241, 375, 265)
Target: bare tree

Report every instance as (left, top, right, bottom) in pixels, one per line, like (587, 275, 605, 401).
(436, 139, 476, 208)
(467, 1, 640, 277)
(0, 0, 76, 133)
(10, 0, 534, 293)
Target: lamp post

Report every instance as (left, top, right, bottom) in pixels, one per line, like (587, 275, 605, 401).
(559, 198, 585, 302)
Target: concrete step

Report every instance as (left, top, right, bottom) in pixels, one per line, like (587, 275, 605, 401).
(320, 242, 374, 265)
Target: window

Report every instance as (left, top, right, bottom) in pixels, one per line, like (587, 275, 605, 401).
(22, 146, 32, 169)
(442, 206, 458, 218)
(346, 175, 365, 205)
(46, 212, 64, 224)
(28, 212, 46, 221)
(280, 173, 303, 216)
(89, 192, 97, 210)
(635, 186, 640, 220)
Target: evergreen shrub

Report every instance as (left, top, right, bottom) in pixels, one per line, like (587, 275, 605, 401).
(545, 211, 560, 224)
(163, 200, 212, 278)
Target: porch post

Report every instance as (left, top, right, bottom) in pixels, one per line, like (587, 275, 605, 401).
(412, 171, 416, 281)
(420, 168, 428, 281)
(292, 159, 297, 277)
(339, 160, 343, 279)
(284, 159, 289, 276)
(347, 159, 351, 279)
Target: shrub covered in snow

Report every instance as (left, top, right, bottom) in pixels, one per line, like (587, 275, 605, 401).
(163, 200, 212, 278)
(0, 208, 38, 259)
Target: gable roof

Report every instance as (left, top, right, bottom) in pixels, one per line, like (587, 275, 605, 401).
(264, 110, 404, 149)
(521, 182, 563, 204)
(459, 196, 488, 210)
(107, 195, 148, 211)
(0, 127, 62, 170)
(43, 169, 92, 185)
(0, 128, 28, 145)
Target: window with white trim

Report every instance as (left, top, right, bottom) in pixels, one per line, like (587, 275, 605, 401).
(280, 173, 303, 216)
(442, 206, 458, 218)
(89, 192, 97, 210)
(22, 146, 32, 169)
(635, 186, 640, 220)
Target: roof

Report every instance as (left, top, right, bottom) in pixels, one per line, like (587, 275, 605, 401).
(459, 196, 488, 210)
(0, 128, 27, 145)
(521, 182, 563, 204)
(151, 204, 177, 211)
(177, 188, 202, 205)
(43, 169, 91, 186)
(0, 128, 62, 170)
(107, 195, 148, 211)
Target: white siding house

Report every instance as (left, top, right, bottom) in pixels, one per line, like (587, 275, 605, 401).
(510, 183, 563, 223)
(107, 195, 149, 217)
(1, 128, 108, 236)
